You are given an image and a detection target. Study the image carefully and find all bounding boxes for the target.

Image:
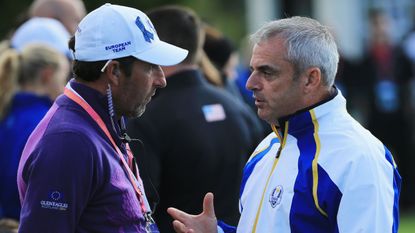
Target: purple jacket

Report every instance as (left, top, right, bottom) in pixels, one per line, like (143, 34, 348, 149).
(17, 81, 147, 233)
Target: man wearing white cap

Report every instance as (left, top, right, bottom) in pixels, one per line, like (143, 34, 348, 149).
(11, 17, 72, 59)
(17, 3, 187, 233)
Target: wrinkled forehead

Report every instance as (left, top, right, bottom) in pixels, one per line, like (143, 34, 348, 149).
(252, 36, 288, 59)
(250, 39, 293, 72)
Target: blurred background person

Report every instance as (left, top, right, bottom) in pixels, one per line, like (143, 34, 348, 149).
(0, 0, 85, 48)
(0, 43, 70, 220)
(28, 0, 86, 34)
(127, 5, 263, 232)
(10, 17, 71, 59)
(203, 24, 270, 138)
(355, 9, 414, 211)
(0, 4, 72, 222)
(333, 43, 365, 125)
(234, 36, 255, 110)
(203, 24, 242, 100)
(402, 24, 415, 213)
(0, 41, 9, 58)
(198, 51, 223, 87)
(0, 218, 18, 233)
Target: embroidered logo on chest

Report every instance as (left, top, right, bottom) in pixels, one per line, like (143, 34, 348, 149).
(269, 185, 283, 208)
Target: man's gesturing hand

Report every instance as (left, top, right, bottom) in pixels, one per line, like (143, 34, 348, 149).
(167, 193, 218, 233)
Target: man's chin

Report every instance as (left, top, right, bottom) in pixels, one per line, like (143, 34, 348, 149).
(257, 110, 267, 121)
(129, 107, 146, 119)
(258, 111, 274, 125)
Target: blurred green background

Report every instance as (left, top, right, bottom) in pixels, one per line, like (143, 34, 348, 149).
(400, 212, 415, 233)
(0, 0, 246, 46)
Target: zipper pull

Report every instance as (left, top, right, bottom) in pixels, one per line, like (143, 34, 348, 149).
(272, 125, 283, 158)
(276, 145, 283, 158)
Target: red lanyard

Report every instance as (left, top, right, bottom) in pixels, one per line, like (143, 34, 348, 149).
(64, 86, 149, 214)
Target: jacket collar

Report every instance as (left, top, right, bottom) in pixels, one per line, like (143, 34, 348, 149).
(66, 79, 124, 147)
(273, 87, 346, 139)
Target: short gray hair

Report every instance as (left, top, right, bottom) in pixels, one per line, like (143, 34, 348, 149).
(251, 16, 339, 86)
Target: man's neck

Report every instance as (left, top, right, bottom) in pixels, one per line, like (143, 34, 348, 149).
(275, 86, 336, 126)
(74, 77, 107, 95)
(303, 86, 334, 109)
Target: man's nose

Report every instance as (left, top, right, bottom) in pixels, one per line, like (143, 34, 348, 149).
(154, 67, 166, 88)
(246, 72, 257, 91)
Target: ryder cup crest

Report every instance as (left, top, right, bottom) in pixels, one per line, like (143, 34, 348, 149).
(269, 185, 283, 208)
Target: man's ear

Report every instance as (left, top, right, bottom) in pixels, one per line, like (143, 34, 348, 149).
(104, 60, 121, 86)
(303, 67, 322, 94)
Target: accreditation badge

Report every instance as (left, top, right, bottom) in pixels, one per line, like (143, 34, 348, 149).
(145, 213, 159, 233)
(145, 222, 160, 233)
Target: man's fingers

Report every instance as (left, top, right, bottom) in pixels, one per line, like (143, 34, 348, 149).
(172, 220, 194, 233)
(203, 192, 216, 217)
(168, 207, 192, 223)
(172, 220, 187, 233)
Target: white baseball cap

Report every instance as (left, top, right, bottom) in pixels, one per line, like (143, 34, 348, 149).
(11, 17, 72, 59)
(74, 3, 188, 66)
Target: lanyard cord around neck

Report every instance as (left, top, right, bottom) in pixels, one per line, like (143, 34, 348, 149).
(64, 86, 150, 215)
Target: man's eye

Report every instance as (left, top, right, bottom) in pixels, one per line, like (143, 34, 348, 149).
(147, 64, 154, 72)
(149, 64, 158, 71)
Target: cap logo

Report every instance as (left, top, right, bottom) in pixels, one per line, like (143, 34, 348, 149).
(135, 16, 154, 43)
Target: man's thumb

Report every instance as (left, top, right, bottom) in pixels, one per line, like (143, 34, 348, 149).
(203, 192, 215, 217)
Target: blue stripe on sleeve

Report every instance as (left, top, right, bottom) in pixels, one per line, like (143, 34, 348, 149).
(217, 220, 236, 233)
(384, 146, 402, 233)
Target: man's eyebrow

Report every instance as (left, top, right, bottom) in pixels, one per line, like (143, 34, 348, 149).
(255, 65, 278, 73)
(250, 64, 271, 70)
